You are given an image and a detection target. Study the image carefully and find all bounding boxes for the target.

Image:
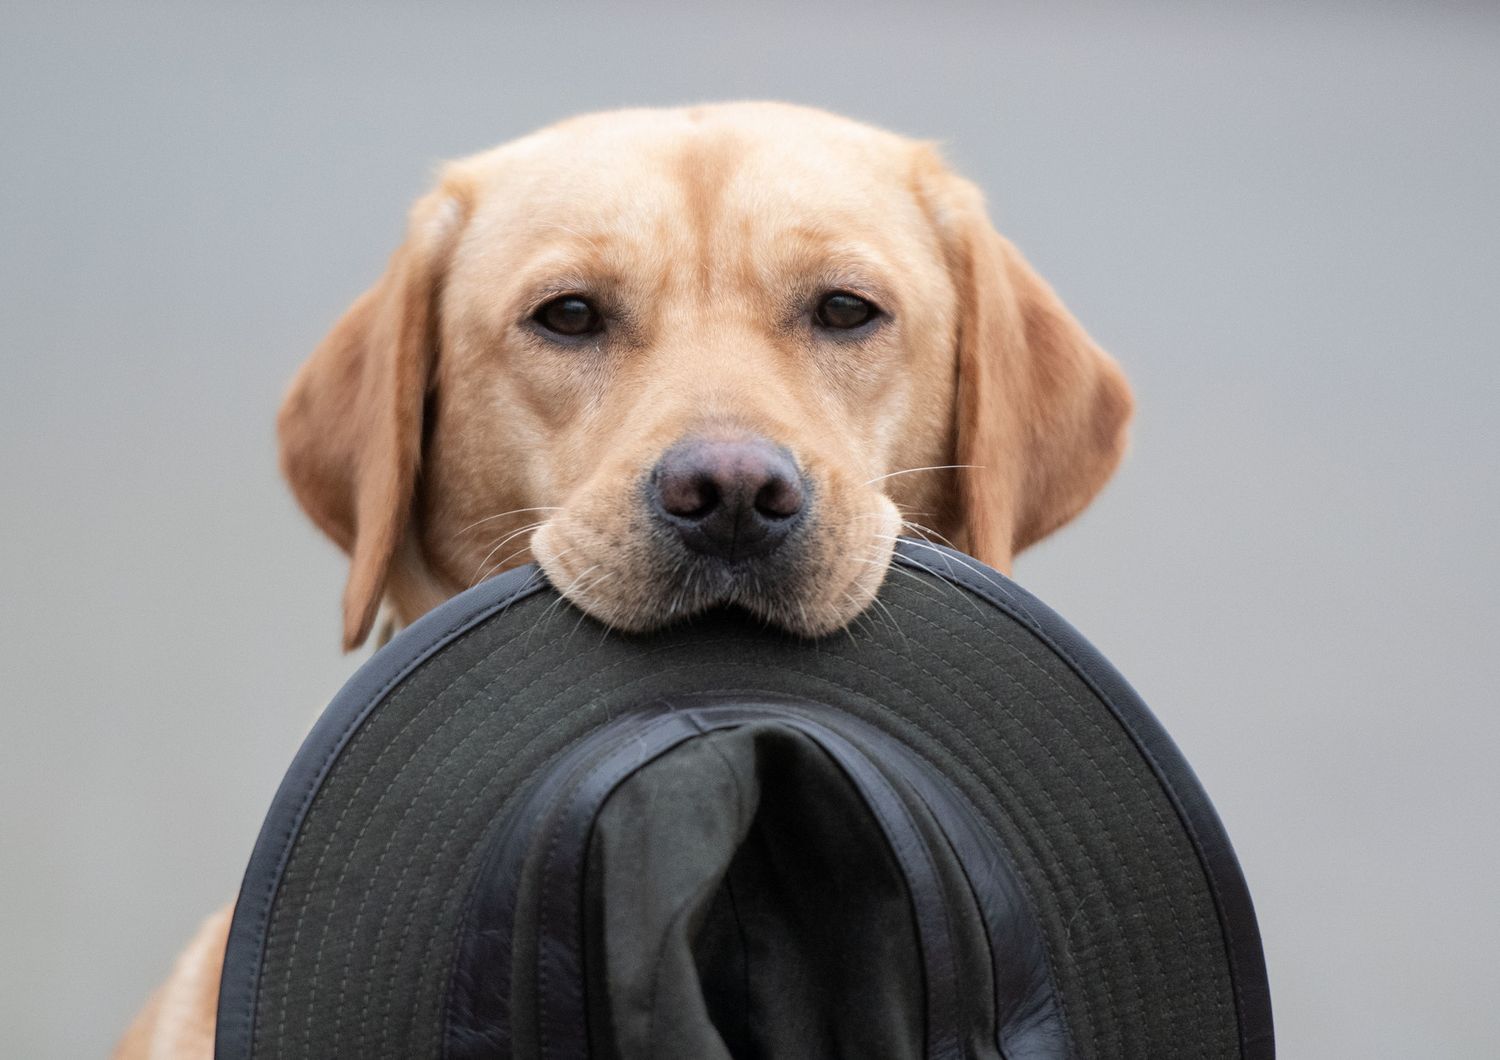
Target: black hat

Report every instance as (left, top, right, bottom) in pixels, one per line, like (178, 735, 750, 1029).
(216, 539, 1273, 1059)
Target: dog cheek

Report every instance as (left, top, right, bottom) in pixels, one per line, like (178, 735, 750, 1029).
(786, 491, 901, 636)
(528, 520, 566, 579)
(531, 510, 674, 632)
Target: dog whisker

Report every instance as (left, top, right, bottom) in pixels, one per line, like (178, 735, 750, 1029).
(862, 464, 980, 487)
(455, 506, 563, 537)
(882, 535, 1006, 617)
(869, 559, 933, 590)
(469, 521, 551, 586)
(898, 518, 961, 552)
(865, 532, 973, 609)
(861, 590, 909, 650)
(472, 518, 549, 556)
(795, 597, 814, 636)
(833, 592, 863, 647)
(564, 570, 617, 645)
(528, 560, 600, 648)
(897, 533, 1005, 589)
(516, 546, 573, 598)
(531, 221, 607, 256)
(472, 537, 552, 586)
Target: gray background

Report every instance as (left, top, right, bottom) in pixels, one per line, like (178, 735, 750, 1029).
(3, 1, 1496, 1056)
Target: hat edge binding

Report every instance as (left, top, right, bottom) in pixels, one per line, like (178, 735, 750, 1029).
(215, 565, 553, 1059)
(890, 543, 1275, 1058)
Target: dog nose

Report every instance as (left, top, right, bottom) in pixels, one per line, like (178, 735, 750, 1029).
(651, 436, 806, 560)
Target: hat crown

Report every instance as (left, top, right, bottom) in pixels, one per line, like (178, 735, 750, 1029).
(447, 697, 1066, 1059)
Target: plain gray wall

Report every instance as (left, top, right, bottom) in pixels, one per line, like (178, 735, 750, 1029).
(3, 2, 1497, 1056)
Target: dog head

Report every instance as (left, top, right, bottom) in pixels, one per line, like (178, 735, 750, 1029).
(277, 103, 1132, 649)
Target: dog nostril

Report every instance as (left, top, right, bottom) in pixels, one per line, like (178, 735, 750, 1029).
(651, 435, 807, 560)
(754, 476, 803, 520)
(657, 472, 720, 520)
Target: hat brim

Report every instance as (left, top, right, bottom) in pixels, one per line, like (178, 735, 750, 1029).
(217, 539, 1272, 1058)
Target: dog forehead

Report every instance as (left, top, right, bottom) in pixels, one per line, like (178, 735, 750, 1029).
(487, 102, 916, 179)
(454, 105, 929, 255)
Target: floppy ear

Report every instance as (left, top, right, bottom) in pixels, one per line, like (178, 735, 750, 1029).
(929, 164, 1133, 571)
(278, 179, 472, 650)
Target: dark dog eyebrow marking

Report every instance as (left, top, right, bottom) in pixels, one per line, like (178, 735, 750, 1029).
(671, 130, 743, 291)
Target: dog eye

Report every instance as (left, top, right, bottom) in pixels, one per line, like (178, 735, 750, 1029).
(814, 291, 879, 330)
(534, 295, 603, 337)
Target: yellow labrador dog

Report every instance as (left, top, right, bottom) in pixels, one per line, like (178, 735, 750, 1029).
(117, 101, 1131, 1057)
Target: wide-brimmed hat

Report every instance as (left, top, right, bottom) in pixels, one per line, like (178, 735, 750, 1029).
(216, 539, 1273, 1059)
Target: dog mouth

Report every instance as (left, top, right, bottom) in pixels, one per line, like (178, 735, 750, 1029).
(636, 519, 822, 629)
(528, 494, 902, 638)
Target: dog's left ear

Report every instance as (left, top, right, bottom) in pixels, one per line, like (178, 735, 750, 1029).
(278, 176, 472, 650)
(920, 153, 1133, 571)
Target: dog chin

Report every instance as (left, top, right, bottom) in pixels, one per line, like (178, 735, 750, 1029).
(531, 527, 896, 639)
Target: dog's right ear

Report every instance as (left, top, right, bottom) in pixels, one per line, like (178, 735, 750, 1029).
(278, 177, 472, 651)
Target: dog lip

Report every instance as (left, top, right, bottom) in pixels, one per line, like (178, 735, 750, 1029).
(666, 534, 811, 584)
(635, 514, 814, 609)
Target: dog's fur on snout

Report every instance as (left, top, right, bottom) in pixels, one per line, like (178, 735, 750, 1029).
(117, 101, 1132, 1057)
